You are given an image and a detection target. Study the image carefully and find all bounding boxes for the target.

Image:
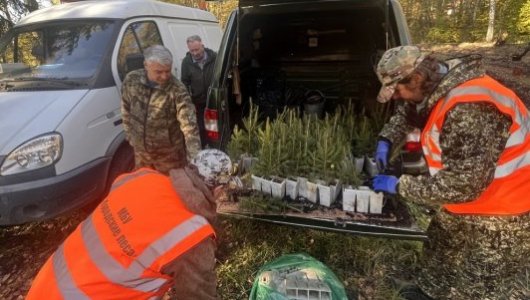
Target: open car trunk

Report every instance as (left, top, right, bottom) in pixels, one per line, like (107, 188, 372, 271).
(229, 1, 398, 129)
(208, 0, 410, 145)
(236, 7, 386, 117)
(209, 0, 424, 240)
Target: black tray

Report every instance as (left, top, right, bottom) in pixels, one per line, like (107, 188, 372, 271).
(217, 195, 428, 241)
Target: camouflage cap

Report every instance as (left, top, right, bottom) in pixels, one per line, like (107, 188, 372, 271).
(376, 46, 427, 103)
(192, 149, 232, 187)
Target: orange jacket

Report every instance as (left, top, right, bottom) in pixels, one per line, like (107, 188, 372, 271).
(26, 168, 215, 299)
(421, 75, 530, 215)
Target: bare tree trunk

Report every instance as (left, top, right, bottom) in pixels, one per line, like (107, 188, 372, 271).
(486, 0, 496, 42)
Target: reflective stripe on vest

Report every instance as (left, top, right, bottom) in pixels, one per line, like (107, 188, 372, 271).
(495, 150, 530, 178)
(44, 168, 215, 298)
(421, 76, 530, 215)
(53, 246, 90, 299)
(422, 76, 530, 178)
(52, 214, 210, 294)
(422, 123, 443, 175)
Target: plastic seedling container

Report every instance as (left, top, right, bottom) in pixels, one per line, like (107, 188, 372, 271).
(298, 177, 309, 199)
(317, 179, 341, 207)
(285, 177, 299, 200)
(270, 176, 286, 199)
(332, 180, 342, 200)
(355, 187, 371, 213)
(240, 155, 259, 174)
(363, 155, 379, 177)
(354, 156, 364, 173)
(342, 185, 356, 212)
(261, 176, 272, 197)
(369, 191, 384, 214)
(251, 174, 262, 192)
(305, 180, 319, 203)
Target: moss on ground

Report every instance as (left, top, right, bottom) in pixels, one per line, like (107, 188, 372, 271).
(217, 217, 423, 300)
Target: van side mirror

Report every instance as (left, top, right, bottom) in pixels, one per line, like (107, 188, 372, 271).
(125, 53, 144, 74)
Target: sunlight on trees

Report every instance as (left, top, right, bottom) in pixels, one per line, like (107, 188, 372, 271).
(206, 0, 238, 29)
(517, 1, 530, 37)
(399, 0, 529, 43)
(1, 0, 528, 46)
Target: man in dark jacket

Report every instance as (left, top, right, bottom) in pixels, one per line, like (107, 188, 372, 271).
(181, 35, 217, 147)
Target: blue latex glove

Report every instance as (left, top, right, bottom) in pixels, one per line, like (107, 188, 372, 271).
(375, 140, 391, 172)
(372, 175, 399, 194)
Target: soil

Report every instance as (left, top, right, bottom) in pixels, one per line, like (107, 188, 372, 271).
(1, 43, 529, 299)
(0, 210, 89, 299)
(423, 43, 530, 107)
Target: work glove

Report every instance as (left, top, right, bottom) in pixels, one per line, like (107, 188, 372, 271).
(372, 175, 399, 194)
(375, 139, 391, 172)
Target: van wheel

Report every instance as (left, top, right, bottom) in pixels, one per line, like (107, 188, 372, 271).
(80, 143, 135, 215)
(106, 143, 135, 190)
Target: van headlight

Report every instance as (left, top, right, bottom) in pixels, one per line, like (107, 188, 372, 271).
(0, 133, 62, 176)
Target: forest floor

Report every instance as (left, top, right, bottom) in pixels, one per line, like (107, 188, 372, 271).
(422, 42, 530, 106)
(1, 42, 529, 299)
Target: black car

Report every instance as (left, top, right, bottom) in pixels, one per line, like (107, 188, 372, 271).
(206, 0, 429, 240)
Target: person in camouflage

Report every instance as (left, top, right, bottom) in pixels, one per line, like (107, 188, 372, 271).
(121, 45, 201, 174)
(371, 46, 530, 300)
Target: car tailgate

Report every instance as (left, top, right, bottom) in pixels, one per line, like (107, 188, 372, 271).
(217, 195, 427, 241)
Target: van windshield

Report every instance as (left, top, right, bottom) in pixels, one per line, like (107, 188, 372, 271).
(0, 20, 115, 85)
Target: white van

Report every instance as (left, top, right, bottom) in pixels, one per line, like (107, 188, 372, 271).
(0, 0, 222, 225)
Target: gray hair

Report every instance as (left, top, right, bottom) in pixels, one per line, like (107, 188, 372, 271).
(144, 45, 173, 66)
(186, 35, 202, 44)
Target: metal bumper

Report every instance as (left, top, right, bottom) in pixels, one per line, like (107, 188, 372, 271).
(0, 158, 111, 225)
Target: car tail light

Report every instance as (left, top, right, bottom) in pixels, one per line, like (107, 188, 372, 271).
(404, 128, 422, 152)
(404, 141, 422, 152)
(204, 108, 219, 140)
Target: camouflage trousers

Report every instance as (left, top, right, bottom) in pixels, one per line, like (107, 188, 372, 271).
(133, 148, 187, 175)
(417, 211, 530, 300)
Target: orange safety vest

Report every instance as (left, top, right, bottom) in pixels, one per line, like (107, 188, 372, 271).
(421, 75, 530, 216)
(26, 168, 215, 299)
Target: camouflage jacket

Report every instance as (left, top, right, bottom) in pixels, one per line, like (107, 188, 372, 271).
(161, 167, 217, 300)
(379, 55, 512, 206)
(121, 69, 201, 164)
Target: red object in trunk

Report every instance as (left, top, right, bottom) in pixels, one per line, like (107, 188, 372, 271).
(204, 109, 219, 140)
(404, 141, 422, 152)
